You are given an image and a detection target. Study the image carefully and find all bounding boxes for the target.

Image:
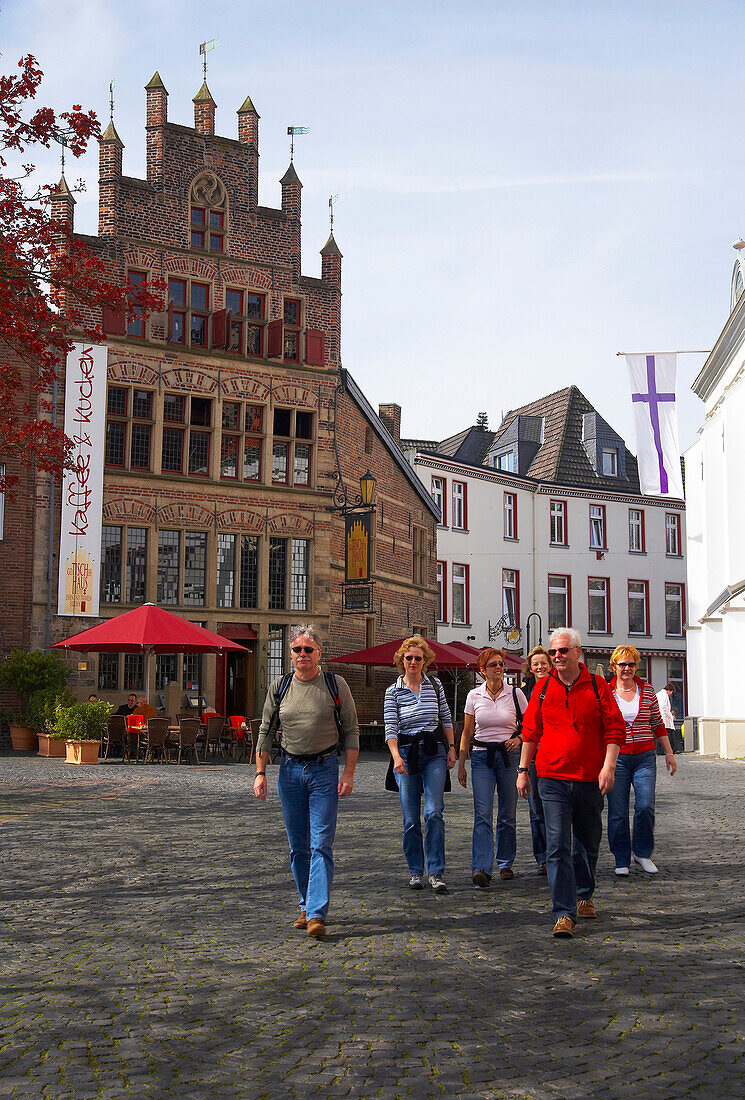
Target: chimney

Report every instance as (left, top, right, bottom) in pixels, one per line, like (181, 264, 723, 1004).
(98, 122, 123, 236)
(280, 162, 302, 284)
(193, 82, 216, 136)
(145, 72, 167, 182)
(320, 233, 342, 286)
(49, 176, 75, 311)
(237, 95, 259, 211)
(379, 404, 401, 443)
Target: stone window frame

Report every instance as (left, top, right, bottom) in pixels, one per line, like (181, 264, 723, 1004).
(190, 171, 227, 253)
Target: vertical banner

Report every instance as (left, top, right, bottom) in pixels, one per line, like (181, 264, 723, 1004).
(345, 512, 371, 583)
(57, 343, 108, 616)
(625, 353, 684, 499)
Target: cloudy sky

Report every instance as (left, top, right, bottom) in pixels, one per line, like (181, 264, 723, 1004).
(5, 0, 745, 453)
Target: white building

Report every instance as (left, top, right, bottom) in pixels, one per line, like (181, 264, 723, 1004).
(409, 386, 687, 715)
(684, 255, 745, 757)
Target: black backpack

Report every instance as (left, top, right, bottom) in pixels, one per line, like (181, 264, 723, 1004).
(266, 670, 345, 750)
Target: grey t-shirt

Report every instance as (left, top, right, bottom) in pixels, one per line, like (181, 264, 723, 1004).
(256, 672, 359, 756)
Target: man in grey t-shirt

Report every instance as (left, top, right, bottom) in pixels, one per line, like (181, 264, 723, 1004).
(254, 625, 358, 939)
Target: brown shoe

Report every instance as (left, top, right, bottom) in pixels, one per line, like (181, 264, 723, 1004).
(472, 871, 491, 888)
(293, 911, 307, 929)
(552, 916, 577, 938)
(499, 867, 514, 880)
(306, 918, 327, 938)
(577, 898, 596, 919)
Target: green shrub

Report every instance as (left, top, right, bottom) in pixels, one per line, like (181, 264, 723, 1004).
(0, 649, 70, 701)
(52, 701, 112, 742)
(28, 687, 77, 736)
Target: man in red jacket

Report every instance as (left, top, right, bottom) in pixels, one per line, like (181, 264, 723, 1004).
(517, 628, 624, 938)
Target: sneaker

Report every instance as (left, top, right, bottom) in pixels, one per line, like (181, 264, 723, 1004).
(306, 918, 327, 938)
(615, 866, 630, 876)
(634, 856, 658, 874)
(472, 871, 491, 888)
(577, 898, 596, 918)
(429, 874, 448, 895)
(293, 911, 307, 929)
(552, 916, 577, 938)
(409, 873, 424, 890)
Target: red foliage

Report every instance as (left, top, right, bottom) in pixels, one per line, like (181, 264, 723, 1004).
(0, 55, 162, 497)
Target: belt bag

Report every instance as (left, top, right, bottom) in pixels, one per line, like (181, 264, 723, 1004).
(472, 737, 513, 770)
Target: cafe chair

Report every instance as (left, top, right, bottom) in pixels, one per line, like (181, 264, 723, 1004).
(142, 717, 170, 764)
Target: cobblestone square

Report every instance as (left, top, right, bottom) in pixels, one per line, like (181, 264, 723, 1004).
(1, 752, 743, 1098)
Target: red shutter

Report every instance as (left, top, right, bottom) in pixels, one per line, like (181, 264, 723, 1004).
(167, 299, 174, 341)
(102, 308, 126, 336)
(211, 308, 227, 349)
(267, 318, 283, 358)
(305, 328, 325, 366)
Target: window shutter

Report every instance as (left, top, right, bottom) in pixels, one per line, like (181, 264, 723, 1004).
(167, 299, 174, 341)
(305, 328, 325, 366)
(211, 308, 227, 349)
(102, 308, 126, 336)
(267, 318, 283, 358)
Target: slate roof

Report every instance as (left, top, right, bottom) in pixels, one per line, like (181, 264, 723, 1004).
(490, 385, 641, 493)
(438, 426, 496, 465)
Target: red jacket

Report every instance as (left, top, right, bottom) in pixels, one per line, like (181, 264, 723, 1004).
(609, 675, 666, 755)
(522, 664, 625, 782)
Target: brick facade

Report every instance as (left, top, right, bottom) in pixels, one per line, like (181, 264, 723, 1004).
(27, 72, 437, 720)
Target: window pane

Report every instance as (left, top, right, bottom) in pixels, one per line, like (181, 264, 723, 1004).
(168, 279, 186, 307)
(107, 387, 127, 416)
(191, 397, 212, 427)
(184, 532, 206, 605)
(191, 284, 209, 310)
(209, 211, 223, 229)
(228, 319, 243, 352)
(132, 390, 152, 419)
(246, 293, 264, 319)
(239, 535, 258, 609)
(246, 324, 262, 356)
(98, 653, 118, 691)
(221, 435, 238, 478)
(629, 581, 646, 633)
(273, 408, 291, 436)
(130, 424, 151, 469)
(163, 395, 185, 423)
(217, 533, 236, 608)
(290, 539, 309, 611)
(268, 624, 286, 682)
(284, 299, 300, 325)
(666, 584, 682, 634)
(269, 537, 287, 610)
(296, 411, 313, 439)
(191, 315, 206, 346)
(191, 230, 205, 248)
(188, 432, 209, 476)
(183, 652, 202, 691)
(283, 330, 299, 360)
(246, 405, 264, 433)
(272, 442, 288, 483)
(157, 530, 180, 604)
(294, 443, 310, 485)
(209, 234, 223, 252)
(226, 290, 242, 315)
(105, 421, 126, 466)
(161, 428, 184, 473)
(222, 402, 240, 430)
(126, 528, 147, 604)
(156, 653, 178, 692)
(123, 653, 144, 692)
(588, 579, 607, 632)
(100, 526, 122, 603)
(191, 208, 205, 226)
(243, 439, 261, 481)
(548, 575, 568, 631)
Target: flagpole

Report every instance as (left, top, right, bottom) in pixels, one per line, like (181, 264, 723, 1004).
(616, 350, 710, 356)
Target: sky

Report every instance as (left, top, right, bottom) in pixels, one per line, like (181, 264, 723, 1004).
(5, 0, 745, 454)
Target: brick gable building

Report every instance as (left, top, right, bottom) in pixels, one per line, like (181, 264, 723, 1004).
(24, 73, 437, 719)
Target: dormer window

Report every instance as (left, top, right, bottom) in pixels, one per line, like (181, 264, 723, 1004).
(494, 450, 515, 473)
(190, 171, 227, 253)
(602, 448, 618, 476)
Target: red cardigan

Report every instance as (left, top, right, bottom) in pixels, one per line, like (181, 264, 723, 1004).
(610, 675, 666, 755)
(522, 664, 625, 782)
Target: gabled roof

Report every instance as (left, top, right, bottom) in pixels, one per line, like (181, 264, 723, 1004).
(490, 385, 641, 493)
(341, 370, 439, 517)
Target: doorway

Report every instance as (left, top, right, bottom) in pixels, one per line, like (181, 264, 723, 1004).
(226, 644, 255, 717)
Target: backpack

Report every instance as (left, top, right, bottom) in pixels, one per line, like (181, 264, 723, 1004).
(538, 671, 602, 710)
(266, 670, 345, 750)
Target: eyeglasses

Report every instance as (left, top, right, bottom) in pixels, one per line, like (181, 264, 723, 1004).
(616, 662, 636, 669)
(548, 647, 572, 657)
(404, 655, 423, 662)
(291, 646, 315, 655)
(486, 662, 504, 669)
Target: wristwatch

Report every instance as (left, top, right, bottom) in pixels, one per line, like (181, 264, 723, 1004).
(517, 766, 530, 774)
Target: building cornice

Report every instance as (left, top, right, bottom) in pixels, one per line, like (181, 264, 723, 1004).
(692, 289, 745, 401)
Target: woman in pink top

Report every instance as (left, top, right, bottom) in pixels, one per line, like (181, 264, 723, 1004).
(458, 648, 528, 886)
(607, 645, 676, 876)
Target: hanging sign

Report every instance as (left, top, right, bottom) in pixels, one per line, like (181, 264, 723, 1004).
(345, 511, 371, 583)
(57, 343, 108, 616)
(343, 582, 374, 613)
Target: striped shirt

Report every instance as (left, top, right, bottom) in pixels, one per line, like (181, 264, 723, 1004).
(384, 674, 453, 742)
(611, 676, 666, 755)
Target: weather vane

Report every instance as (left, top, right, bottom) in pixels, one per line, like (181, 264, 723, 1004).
(109, 78, 116, 124)
(329, 194, 339, 234)
(199, 38, 219, 82)
(287, 125, 309, 162)
(52, 130, 68, 176)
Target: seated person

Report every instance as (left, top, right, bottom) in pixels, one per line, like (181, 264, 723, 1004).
(115, 692, 138, 717)
(134, 694, 157, 721)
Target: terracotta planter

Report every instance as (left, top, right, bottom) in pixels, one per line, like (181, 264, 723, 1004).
(37, 733, 66, 758)
(65, 739, 101, 765)
(9, 724, 39, 752)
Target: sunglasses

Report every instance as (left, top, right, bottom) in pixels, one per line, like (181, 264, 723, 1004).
(548, 647, 572, 657)
(486, 661, 504, 669)
(292, 646, 315, 654)
(404, 655, 423, 662)
(616, 662, 636, 669)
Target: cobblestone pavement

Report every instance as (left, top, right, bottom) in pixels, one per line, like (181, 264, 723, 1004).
(0, 751, 743, 1099)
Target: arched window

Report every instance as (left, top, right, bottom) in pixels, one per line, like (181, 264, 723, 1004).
(190, 171, 227, 253)
(731, 259, 743, 312)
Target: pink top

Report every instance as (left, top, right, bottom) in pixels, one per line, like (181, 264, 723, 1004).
(464, 682, 528, 743)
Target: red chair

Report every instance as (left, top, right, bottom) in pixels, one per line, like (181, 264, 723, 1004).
(228, 715, 246, 760)
(126, 713, 146, 762)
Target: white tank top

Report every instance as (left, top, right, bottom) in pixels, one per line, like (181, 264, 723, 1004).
(614, 687, 640, 729)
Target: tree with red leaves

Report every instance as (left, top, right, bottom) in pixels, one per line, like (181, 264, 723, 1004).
(0, 55, 160, 496)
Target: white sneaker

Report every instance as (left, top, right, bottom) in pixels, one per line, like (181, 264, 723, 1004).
(634, 856, 658, 874)
(429, 874, 448, 895)
(615, 866, 630, 876)
(409, 873, 424, 890)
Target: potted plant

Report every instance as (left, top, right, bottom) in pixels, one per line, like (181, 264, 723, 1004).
(0, 649, 70, 752)
(30, 687, 76, 758)
(52, 700, 112, 765)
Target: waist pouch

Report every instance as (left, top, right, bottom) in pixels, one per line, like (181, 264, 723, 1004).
(473, 737, 512, 770)
(281, 747, 338, 764)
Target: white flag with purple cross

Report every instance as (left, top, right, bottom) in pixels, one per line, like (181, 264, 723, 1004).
(625, 353, 684, 499)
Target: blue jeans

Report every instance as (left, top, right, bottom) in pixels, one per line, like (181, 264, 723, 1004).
(471, 746, 520, 873)
(395, 743, 447, 876)
(539, 777, 603, 921)
(527, 758, 547, 866)
(607, 750, 656, 867)
(277, 753, 339, 921)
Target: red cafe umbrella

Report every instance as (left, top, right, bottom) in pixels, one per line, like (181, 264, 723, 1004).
(52, 603, 246, 695)
(328, 637, 475, 669)
(446, 640, 524, 674)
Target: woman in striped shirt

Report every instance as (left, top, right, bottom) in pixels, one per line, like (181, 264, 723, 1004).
(384, 636, 455, 894)
(607, 645, 677, 876)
